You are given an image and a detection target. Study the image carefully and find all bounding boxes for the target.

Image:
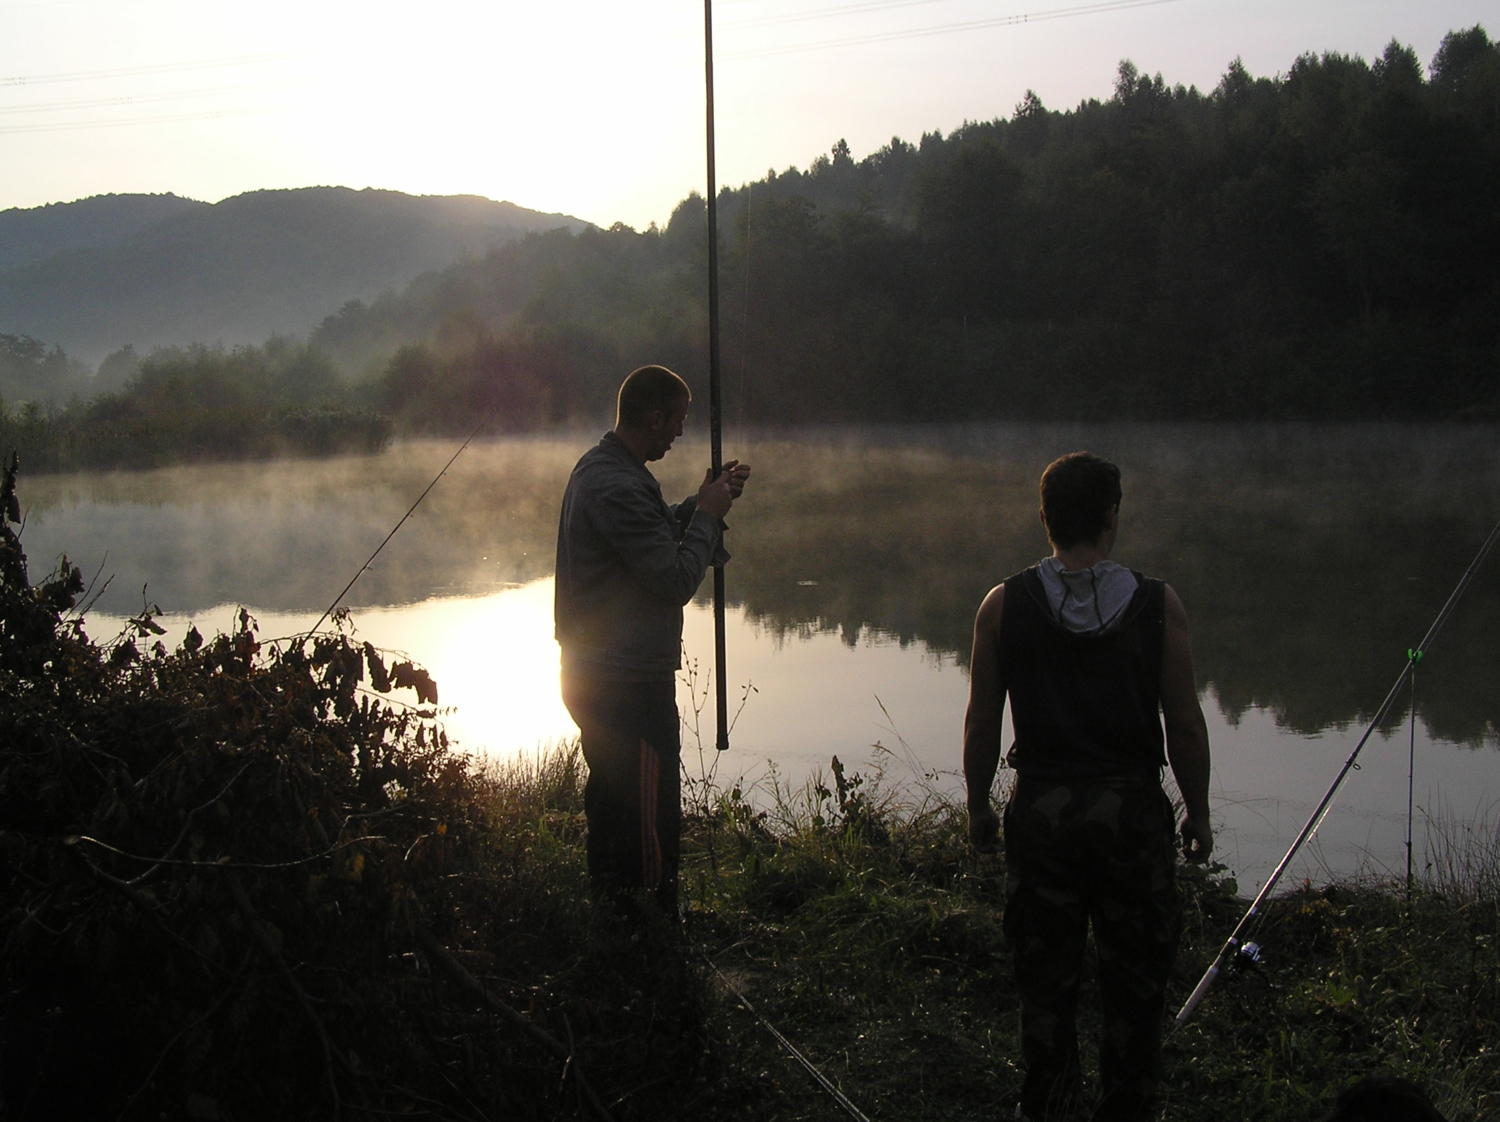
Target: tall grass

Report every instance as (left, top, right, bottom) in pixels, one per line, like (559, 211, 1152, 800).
(666, 743, 1500, 1121)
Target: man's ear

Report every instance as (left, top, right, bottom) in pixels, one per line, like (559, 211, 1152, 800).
(1104, 504, 1120, 532)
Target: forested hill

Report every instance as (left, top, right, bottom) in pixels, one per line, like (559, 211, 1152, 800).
(317, 27, 1499, 427)
(0, 188, 587, 366)
(0, 193, 207, 272)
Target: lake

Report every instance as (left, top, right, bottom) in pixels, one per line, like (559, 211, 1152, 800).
(14, 423, 1500, 893)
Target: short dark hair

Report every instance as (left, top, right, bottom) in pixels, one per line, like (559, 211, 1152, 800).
(616, 365, 691, 428)
(1322, 1074, 1447, 1122)
(1039, 452, 1122, 549)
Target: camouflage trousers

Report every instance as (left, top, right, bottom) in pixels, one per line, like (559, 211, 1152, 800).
(1003, 774, 1180, 1122)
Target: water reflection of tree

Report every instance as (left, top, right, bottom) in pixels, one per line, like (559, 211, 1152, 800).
(22, 426, 1500, 745)
(684, 426, 1500, 747)
(20, 441, 577, 616)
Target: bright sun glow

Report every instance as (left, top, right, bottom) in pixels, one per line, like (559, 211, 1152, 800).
(357, 580, 577, 755)
(77, 572, 1500, 893)
(3, 0, 1493, 226)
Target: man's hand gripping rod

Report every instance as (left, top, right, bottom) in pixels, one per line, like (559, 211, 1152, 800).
(1175, 513, 1500, 1030)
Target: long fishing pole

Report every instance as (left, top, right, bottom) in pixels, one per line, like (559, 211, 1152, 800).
(704, 0, 729, 752)
(1174, 513, 1500, 1029)
(303, 417, 487, 639)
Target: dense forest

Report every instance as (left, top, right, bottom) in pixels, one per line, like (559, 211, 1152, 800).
(0, 192, 203, 273)
(311, 25, 1500, 428)
(3, 28, 1498, 468)
(0, 334, 93, 406)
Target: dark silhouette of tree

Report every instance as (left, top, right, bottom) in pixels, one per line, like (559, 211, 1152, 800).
(27, 26, 1497, 446)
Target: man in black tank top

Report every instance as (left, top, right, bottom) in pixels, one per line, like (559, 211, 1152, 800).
(964, 452, 1213, 1122)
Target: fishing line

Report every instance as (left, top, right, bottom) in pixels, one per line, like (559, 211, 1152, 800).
(303, 417, 487, 639)
(1174, 513, 1500, 1030)
(701, 950, 874, 1122)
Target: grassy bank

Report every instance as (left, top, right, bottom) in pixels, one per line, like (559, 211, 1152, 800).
(680, 769, 1499, 1120)
(2, 456, 1496, 1120)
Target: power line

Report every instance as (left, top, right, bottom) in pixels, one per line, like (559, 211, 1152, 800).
(727, 0, 969, 32)
(0, 0, 110, 11)
(0, 80, 289, 117)
(0, 105, 283, 135)
(726, 0, 1188, 60)
(1, 52, 291, 88)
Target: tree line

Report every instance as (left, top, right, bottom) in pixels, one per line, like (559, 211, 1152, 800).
(5, 27, 1497, 468)
(0, 338, 389, 471)
(316, 25, 1500, 428)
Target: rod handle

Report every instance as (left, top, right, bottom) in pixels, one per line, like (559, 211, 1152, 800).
(1174, 959, 1222, 1029)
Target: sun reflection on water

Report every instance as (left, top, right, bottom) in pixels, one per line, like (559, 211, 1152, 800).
(80, 574, 1500, 894)
(349, 580, 575, 754)
(58, 415, 1500, 899)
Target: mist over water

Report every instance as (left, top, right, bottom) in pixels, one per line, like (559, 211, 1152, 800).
(17, 424, 1500, 889)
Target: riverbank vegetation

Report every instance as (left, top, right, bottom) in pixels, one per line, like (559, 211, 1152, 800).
(0, 338, 391, 471)
(5, 27, 1499, 473)
(3, 458, 1497, 1120)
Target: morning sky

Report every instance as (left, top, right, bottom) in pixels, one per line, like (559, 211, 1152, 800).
(1, 0, 1495, 229)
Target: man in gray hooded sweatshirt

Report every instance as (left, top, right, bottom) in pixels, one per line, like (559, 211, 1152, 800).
(555, 365, 749, 913)
(964, 451, 1212, 1122)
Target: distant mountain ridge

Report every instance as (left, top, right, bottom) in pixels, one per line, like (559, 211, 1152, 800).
(0, 187, 588, 365)
(0, 193, 208, 273)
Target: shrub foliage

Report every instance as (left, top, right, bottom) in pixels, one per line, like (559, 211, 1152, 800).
(0, 455, 705, 1120)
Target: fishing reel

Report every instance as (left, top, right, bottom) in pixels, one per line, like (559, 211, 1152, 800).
(1227, 940, 1274, 988)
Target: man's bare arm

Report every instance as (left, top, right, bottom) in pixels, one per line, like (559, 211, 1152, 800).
(963, 584, 1007, 851)
(1160, 584, 1213, 863)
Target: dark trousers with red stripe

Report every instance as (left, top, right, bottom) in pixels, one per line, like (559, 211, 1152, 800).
(562, 676, 681, 912)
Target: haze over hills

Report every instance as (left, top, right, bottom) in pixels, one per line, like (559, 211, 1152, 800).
(0, 193, 207, 273)
(0, 188, 588, 366)
(2, 26, 1496, 442)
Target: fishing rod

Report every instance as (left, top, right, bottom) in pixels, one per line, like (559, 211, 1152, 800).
(303, 417, 488, 639)
(704, 0, 729, 752)
(1174, 513, 1500, 1029)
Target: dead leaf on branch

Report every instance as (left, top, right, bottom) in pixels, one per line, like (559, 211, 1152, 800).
(390, 662, 439, 706)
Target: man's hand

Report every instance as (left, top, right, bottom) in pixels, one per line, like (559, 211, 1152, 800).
(968, 803, 1000, 853)
(1180, 815, 1213, 864)
(696, 460, 746, 520)
(725, 460, 751, 499)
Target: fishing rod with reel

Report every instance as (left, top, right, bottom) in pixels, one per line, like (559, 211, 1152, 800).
(704, 0, 730, 753)
(1174, 513, 1500, 1029)
(307, 0, 736, 729)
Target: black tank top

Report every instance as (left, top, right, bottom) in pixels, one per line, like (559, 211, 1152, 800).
(998, 566, 1167, 780)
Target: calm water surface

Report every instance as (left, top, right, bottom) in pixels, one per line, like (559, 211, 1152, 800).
(17, 425, 1500, 892)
